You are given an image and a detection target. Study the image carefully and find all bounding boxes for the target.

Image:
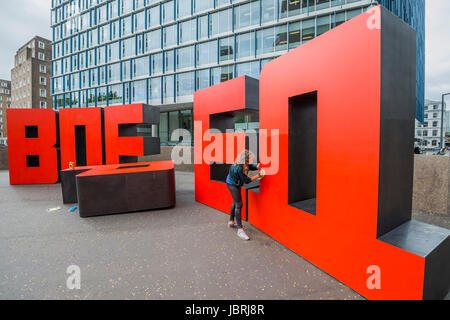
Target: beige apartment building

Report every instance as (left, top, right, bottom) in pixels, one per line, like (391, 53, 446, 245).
(11, 36, 52, 110)
(0, 80, 11, 145)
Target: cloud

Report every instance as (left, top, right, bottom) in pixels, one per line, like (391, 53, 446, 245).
(0, 0, 448, 103)
(425, 0, 450, 101)
(0, 0, 51, 79)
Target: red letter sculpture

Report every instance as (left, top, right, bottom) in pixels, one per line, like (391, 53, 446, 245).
(59, 107, 103, 170)
(194, 6, 450, 300)
(104, 104, 160, 164)
(7, 109, 59, 184)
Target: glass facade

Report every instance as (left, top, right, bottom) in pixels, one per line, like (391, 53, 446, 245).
(376, 0, 425, 123)
(51, 0, 425, 143)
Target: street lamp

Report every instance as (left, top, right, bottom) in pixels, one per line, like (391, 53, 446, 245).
(441, 93, 450, 150)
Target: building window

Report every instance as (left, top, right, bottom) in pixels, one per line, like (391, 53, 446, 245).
(40, 89, 46, 97)
(40, 77, 46, 85)
(38, 41, 45, 49)
(40, 101, 47, 108)
(38, 52, 45, 61)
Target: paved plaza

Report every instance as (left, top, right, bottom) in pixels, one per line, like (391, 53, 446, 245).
(0, 170, 448, 300)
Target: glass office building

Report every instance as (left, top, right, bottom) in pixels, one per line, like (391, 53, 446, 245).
(50, 0, 425, 144)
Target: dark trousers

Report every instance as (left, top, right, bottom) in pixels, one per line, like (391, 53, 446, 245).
(227, 183, 243, 229)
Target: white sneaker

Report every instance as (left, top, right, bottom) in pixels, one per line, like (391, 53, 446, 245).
(237, 229, 250, 241)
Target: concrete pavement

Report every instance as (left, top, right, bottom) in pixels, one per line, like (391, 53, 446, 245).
(0, 170, 448, 300)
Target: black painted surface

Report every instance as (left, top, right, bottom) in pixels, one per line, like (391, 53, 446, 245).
(288, 91, 317, 215)
(26, 155, 39, 168)
(377, 7, 416, 237)
(379, 219, 450, 299)
(75, 125, 87, 166)
(76, 169, 176, 218)
(25, 126, 38, 138)
(290, 199, 317, 216)
(60, 169, 91, 204)
(244, 76, 260, 110)
(116, 104, 161, 164)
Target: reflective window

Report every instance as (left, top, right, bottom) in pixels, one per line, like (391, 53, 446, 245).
(122, 15, 132, 36)
(289, 21, 301, 49)
(211, 65, 233, 85)
(234, 2, 260, 30)
(71, 73, 80, 90)
(317, 15, 330, 36)
(180, 19, 196, 44)
(80, 32, 87, 50)
(122, 37, 134, 58)
(97, 4, 107, 24)
(97, 46, 106, 65)
(197, 40, 217, 66)
(148, 5, 161, 28)
(80, 90, 87, 107)
(176, 45, 195, 70)
(121, 0, 133, 15)
(88, 89, 96, 107)
(163, 24, 177, 48)
(256, 25, 287, 54)
(220, 36, 234, 61)
(176, 72, 194, 100)
(195, 0, 214, 13)
(236, 61, 260, 79)
(132, 80, 146, 103)
(71, 92, 79, 108)
(81, 70, 89, 88)
(335, 12, 345, 27)
(108, 41, 120, 61)
(87, 49, 95, 67)
(91, 67, 98, 86)
(135, 11, 145, 32)
(109, 0, 119, 19)
(210, 8, 232, 36)
(262, 0, 276, 23)
(97, 86, 107, 106)
(135, 0, 145, 10)
(109, 83, 123, 104)
(177, 0, 191, 18)
(198, 15, 209, 39)
(302, 18, 315, 42)
(164, 50, 175, 72)
(316, 0, 331, 11)
(346, 8, 361, 20)
(151, 53, 163, 75)
(163, 1, 175, 24)
(236, 32, 255, 59)
(163, 75, 174, 103)
(133, 56, 149, 78)
(100, 25, 110, 43)
(108, 63, 121, 83)
(111, 20, 119, 39)
(145, 29, 161, 52)
(122, 60, 131, 80)
(149, 77, 162, 104)
(196, 68, 209, 90)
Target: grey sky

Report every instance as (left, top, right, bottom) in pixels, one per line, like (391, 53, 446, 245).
(0, 0, 448, 101)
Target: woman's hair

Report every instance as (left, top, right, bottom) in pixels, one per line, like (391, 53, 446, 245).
(234, 150, 255, 166)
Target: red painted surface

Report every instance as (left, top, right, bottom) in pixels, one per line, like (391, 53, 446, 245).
(194, 9, 426, 299)
(194, 77, 253, 221)
(104, 104, 147, 164)
(59, 107, 103, 170)
(6, 109, 59, 184)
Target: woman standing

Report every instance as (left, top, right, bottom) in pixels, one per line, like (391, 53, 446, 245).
(226, 150, 261, 240)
